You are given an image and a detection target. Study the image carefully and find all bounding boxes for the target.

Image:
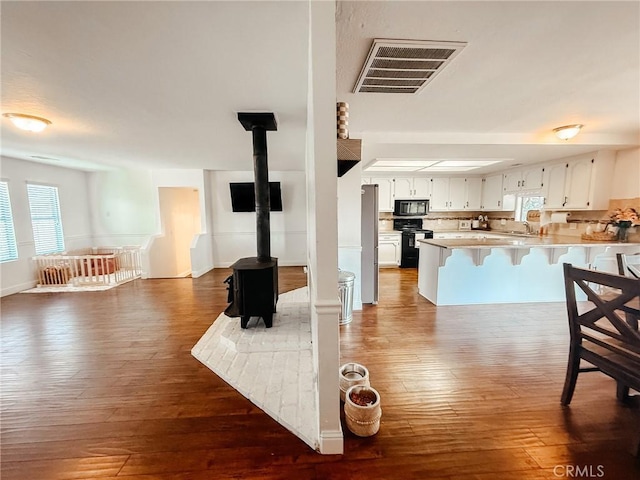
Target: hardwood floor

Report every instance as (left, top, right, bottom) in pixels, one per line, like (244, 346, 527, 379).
(1, 267, 638, 479)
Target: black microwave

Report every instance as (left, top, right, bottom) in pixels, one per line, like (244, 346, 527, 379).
(394, 199, 429, 216)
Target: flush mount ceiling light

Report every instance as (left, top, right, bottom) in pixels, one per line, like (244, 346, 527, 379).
(553, 124, 583, 140)
(2, 113, 52, 132)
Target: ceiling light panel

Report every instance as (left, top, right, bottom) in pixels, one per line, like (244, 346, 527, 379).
(365, 166, 423, 172)
(420, 166, 477, 172)
(353, 39, 467, 94)
(373, 159, 439, 167)
(436, 160, 503, 167)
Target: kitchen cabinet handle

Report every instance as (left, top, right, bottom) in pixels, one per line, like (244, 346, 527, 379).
(563, 196, 568, 206)
(517, 180, 521, 187)
(498, 200, 501, 207)
(522, 180, 525, 187)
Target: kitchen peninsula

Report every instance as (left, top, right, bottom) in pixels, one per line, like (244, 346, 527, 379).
(418, 233, 639, 305)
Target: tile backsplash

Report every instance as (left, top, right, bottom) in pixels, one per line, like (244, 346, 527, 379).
(378, 209, 639, 242)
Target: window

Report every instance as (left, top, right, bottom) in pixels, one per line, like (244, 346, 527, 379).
(0, 181, 18, 262)
(515, 194, 545, 222)
(27, 184, 65, 255)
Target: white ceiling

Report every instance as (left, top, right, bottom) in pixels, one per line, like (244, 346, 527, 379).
(1, 1, 639, 175)
(1, 1, 310, 171)
(338, 1, 640, 175)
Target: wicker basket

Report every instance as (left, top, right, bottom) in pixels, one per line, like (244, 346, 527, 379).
(581, 231, 616, 242)
(344, 385, 381, 437)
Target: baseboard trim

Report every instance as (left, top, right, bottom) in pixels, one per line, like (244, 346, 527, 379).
(317, 428, 344, 454)
(191, 265, 214, 278)
(1, 280, 37, 297)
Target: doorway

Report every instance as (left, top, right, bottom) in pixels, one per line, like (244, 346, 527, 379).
(152, 187, 201, 278)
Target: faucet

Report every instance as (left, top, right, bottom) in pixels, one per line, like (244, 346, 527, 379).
(523, 221, 531, 234)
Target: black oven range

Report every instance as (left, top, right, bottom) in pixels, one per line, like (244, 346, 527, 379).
(393, 218, 434, 268)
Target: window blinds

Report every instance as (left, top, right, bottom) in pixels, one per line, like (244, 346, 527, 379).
(27, 184, 65, 255)
(0, 181, 18, 262)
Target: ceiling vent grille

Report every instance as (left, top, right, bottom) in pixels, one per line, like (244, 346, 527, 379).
(353, 39, 467, 94)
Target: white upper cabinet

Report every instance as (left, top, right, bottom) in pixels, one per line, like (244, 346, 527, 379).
(481, 174, 504, 211)
(393, 177, 414, 199)
(465, 177, 483, 210)
(430, 177, 450, 210)
(377, 178, 395, 212)
(542, 163, 567, 209)
(363, 176, 432, 211)
(522, 167, 544, 191)
(563, 157, 594, 209)
(503, 166, 544, 193)
(393, 177, 431, 199)
(542, 151, 615, 210)
(412, 177, 431, 198)
(503, 171, 522, 192)
(448, 177, 467, 210)
(364, 150, 615, 214)
(431, 177, 482, 211)
(365, 177, 395, 211)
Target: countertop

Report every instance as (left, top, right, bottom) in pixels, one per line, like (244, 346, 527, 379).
(419, 233, 639, 249)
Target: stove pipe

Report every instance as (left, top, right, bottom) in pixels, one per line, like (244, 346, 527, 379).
(252, 128, 270, 261)
(238, 112, 278, 262)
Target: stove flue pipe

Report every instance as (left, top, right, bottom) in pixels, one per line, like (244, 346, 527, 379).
(237, 112, 278, 262)
(252, 127, 271, 262)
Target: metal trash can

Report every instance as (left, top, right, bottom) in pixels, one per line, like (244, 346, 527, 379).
(338, 270, 355, 325)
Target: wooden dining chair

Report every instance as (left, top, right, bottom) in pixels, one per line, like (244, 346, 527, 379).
(562, 263, 640, 403)
(617, 252, 640, 278)
(562, 263, 640, 457)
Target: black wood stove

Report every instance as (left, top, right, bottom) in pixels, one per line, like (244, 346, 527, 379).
(224, 112, 279, 328)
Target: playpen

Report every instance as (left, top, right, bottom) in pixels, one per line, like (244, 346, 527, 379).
(34, 246, 142, 287)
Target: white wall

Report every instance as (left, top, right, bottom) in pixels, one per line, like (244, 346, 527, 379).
(613, 147, 640, 199)
(337, 162, 362, 310)
(88, 168, 157, 246)
(90, 168, 215, 278)
(1, 157, 93, 296)
(192, 169, 216, 277)
(210, 170, 307, 266)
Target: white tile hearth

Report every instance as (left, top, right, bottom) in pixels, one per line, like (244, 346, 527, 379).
(191, 287, 317, 450)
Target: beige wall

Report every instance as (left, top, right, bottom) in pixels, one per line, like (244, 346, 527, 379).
(612, 147, 640, 200)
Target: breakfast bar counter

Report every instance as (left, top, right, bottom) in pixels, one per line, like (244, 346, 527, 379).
(417, 233, 639, 305)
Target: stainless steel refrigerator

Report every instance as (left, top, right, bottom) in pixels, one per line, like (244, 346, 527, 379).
(361, 184, 379, 304)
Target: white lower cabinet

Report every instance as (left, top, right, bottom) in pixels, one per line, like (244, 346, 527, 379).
(379, 233, 401, 267)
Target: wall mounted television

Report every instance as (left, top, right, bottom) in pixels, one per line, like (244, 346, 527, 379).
(229, 182, 283, 212)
